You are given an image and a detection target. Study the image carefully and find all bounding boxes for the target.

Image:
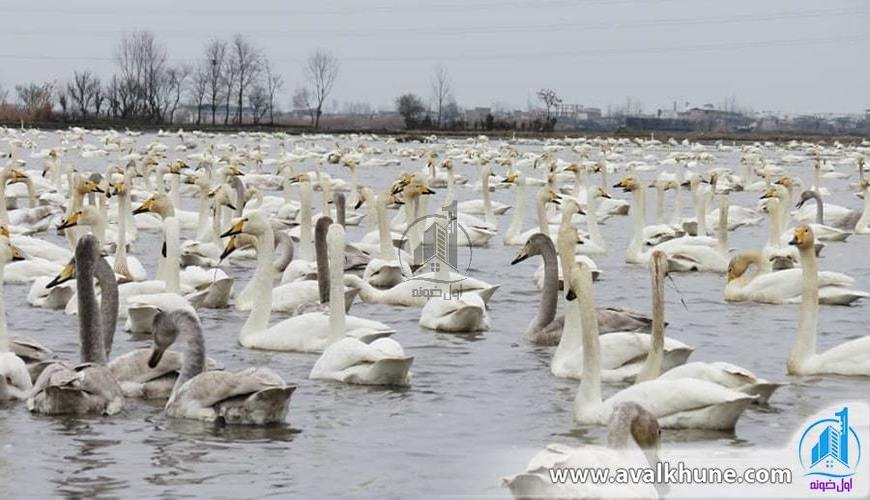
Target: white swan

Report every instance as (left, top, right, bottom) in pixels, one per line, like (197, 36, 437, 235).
(725, 251, 867, 306)
(786, 225, 870, 375)
(224, 211, 395, 352)
(0, 237, 32, 400)
(309, 223, 413, 386)
(551, 224, 692, 381)
(567, 257, 755, 430)
(502, 402, 661, 499)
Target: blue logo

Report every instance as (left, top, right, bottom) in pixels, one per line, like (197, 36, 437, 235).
(798, 407, 862, 478)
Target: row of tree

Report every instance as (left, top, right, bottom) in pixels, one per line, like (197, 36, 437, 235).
(0, 30, 339, 128)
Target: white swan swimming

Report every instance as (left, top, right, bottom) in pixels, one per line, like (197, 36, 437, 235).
(148, 309, 295, 424)
(502, 402, 662, 499)
(224, 211, 395, 352)
(786, 225, 870, 376)
(550, 224, 692, 381)
(725, 250, 867, 306)
(309, 223, 413, 386)
(566, 257, 755, 430)
(0, 237, 32, 400)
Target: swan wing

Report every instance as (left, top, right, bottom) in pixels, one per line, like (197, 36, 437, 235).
(172, 367, 289, 409)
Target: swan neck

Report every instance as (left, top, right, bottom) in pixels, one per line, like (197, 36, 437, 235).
(298, 183, 314, 260)
(328, 229, 346, 343)
(792, 245, 819, 368)
(506, 180, 526, 239)
(77, 252, 106, 365)
(315, 220, 331, 304)
(243, 226, 275, 338)
(376, 195, 392, 259)
(628, 189, 645, 257)
(814, 193, 824, 225)
(164, 217, 180, 294)
(575, 267, 602, 409)
(94, 256, 119, 358)
(533, 238, 558, 332)
(717, 195, 728, 254)
(636, 262, 665, 382)
(173, 311, 206, 394)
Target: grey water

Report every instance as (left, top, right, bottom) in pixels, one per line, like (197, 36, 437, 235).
(1, 133, 868, 498)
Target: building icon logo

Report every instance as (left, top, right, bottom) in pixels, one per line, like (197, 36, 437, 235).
(798, 406, 862, 478)
(400, 200, 471, 285)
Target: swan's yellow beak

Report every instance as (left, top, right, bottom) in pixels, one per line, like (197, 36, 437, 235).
(613, 177, 636, 192)
(10, 244, 24, 262)
(760, 187, 777, 200)
(9, 168, 29, 183)
(220, 236, 239, 261)
(500, 173, 518, 185)
(46, 260, 75, 288)
(57, 211, 82, 230)
(110, 181, 127, 196)
(0, 225, 9, 238)
(83, 180, 104, 193)
(789, 224, 813, 248)
(221, 218, 247, 238)
(132, 196, 155, 215)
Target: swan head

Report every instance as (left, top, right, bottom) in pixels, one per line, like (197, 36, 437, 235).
(613, 177, 641, 192)
(0, 236, 24, 265)
(499, 172, 520, 185)
(727, 251, 764, 282)
(58, 205, 101, 230)
(221, 211, 270, 238)
(510, 233, 553, 265)
(560, 198, 585, 217)
(287, 173, 310, 184)
(537, 188, 561, 206)
(774, 176, 796, 190)
(795, 190, 819, 208)
(109, 180, 128, 197)
(606, 402, 661, 468)
(167, 160, 189, 175)
(208, 185, 236, 211)
(562, 163, 581, 174)
(788, 224, 815, 250)
(133, 193, 174, 218)
(148, 310, 183, 368)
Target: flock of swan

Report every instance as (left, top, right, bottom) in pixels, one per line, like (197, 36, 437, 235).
(0, 127, 869, 497)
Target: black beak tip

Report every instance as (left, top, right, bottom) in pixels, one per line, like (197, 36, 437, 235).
(45, 277, 59, 289)
(566, 289, 576, 301)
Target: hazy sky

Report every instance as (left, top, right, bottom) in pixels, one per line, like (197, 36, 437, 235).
(0, 0, 867, 115)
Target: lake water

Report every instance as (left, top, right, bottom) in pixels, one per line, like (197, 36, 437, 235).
(0, 132, 868, 498)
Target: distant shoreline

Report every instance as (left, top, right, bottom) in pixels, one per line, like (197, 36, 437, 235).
(3, 119, 868, 144)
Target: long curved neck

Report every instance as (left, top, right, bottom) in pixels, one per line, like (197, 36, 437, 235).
(173, 312, 206, 394)
(778, 190, 790, 229)
(242, 226, 275, 338)
(0, 265, 7, 352)
(717, 195, 728, 255)
(0, 179, 9, 225)
(376, 195, 392, 259)
(586, 187, 604, 250)
(670, 176, 682, 225)
(273, 231, 294, 273)
(114, 192, 130, 277)
(77, 256, 106, 365)
(328, 230, 346, 343)
(532, 239, 558, 331)
(536, 194, 548, 235)
(628, 189, 645, 258)
(695, 190, 708, 236)
(94, 257, 119, 358)
(856, 187, 870, 233)
(444, 168, 455, 206)
(790, 244, 819, 371)
(768, 201, 782, 247)
(506, 179, 526, 240)
(812, 192, 824, 225)
(164, 217, 180, 294)
(574, 267, 602, 409)
(315, 222, 330, 304)
(636, 262, 664, 382)
(655, 187, 665, 225)
(482, 167, 494, 226)
(196, 187, 210, 241)
(298, 183, 314, 260)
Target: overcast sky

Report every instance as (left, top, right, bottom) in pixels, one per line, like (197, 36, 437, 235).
(0, 0, 867, 115)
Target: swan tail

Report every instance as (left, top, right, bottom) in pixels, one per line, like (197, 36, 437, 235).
(362, 357, 413, 386)
(740, 382, 781, 405)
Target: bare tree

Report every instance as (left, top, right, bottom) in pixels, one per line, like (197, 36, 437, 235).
(115, 30, 168, 121)
(67, 70, 101, 118)
(203, 39, 227, 125)
(221, 56, 238, 125)
(430, 64, 452, 129)
(536, 88, 561, 124)
(165, 65, 191, 124)
(57, 88, 68, 120)
(263, 59, 283, 125)
(93, 85, 104, 117)
(303, 49, 339, 129)
(292, 86, 316, 126)
(16, 82, 55, 120)
(248, 85, 269, 124)
(230, 34, 261, 125)
(190, 65, 209, 125)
